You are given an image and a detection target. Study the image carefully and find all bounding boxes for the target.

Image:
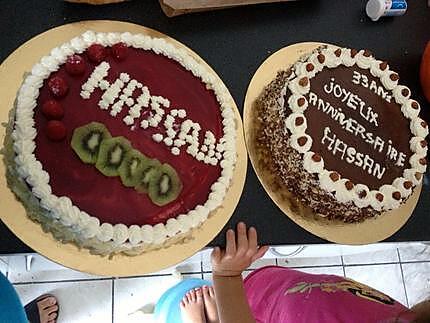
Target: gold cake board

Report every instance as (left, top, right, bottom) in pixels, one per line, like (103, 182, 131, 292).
(0, 21, 247, 276)
(244, 42, 421, 245)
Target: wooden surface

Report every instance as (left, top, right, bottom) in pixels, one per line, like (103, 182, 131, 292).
(159, 0, 293, 17)
(243, 42, 422, 245)
(0, 20, 247, 276)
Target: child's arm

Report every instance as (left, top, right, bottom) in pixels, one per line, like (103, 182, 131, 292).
(411, 299, 430, 323)
(211, 222, 269, 323)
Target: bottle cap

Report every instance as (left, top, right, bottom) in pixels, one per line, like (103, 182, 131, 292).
(366, 0, 385, 21)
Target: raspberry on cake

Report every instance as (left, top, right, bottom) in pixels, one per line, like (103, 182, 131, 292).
(6, 30, 237, 256)
(255, 46, 428, 222)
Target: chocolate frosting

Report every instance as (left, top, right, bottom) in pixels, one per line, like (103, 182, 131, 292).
(304, 65, 412, 189)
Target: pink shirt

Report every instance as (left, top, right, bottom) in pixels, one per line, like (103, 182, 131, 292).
(244, 266, 415, 323)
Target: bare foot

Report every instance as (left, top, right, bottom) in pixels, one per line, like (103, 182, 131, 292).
(37, 296, 58, 323)
(202, 285, 219, 323)
(180, 288, 206, 323)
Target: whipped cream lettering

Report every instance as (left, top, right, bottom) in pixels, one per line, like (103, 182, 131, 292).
(80, 62, 225, 166)
(307, 72, 407, 180)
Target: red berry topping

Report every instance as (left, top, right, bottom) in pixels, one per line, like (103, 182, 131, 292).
(48, 76, 68, 98)
(42, 100, 64, 120)
(111, 42, 129, 61)
(87, 44, 107, 63)
(46, 120, 66, 141)
(65, 54, 86, 75)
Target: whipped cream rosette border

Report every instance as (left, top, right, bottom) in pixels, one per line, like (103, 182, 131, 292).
(12, 30, 237, 251)
(279, 46, 428, 212)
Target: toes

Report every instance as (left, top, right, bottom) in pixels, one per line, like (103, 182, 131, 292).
(47, 305, 59, 315)
(208, 286, 215, 298)
(180, 300, 186, 308)
(186, 292, 192, 303)
(47, 312, 58, 321)
(195, 288, 203, 301)
(202, 285, 210, 298)
(189, 289, 196, 302)
(181, 294, 189, 305)
(38, 296, 57, 310)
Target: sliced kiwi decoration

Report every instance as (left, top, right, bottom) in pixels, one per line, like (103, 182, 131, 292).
(70, 122, 183, 205)
(148, 163, 182, 206)
(71, 122, 111, 164)
(118, 149, 148, 187)
(135, 159, 162, 193)
(95, 136, 131, 177)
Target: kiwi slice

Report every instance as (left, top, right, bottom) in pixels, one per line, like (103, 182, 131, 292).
(95, 136, 131, 177)
(71, 122, 111, 164)
(118, 149, 148, 187)
(135, 159, 162, 193)
(148, 163, 182, 206)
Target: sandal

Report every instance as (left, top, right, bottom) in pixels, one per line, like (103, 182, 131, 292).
(24, 294, 59, 323)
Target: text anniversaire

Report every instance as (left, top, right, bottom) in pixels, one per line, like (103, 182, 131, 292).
(80, 62, 226, 166)
(307, 71, 407, 180)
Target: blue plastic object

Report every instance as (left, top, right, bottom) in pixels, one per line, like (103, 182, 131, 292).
(154, 278, 212, 323)
(0, 272, 27, 323)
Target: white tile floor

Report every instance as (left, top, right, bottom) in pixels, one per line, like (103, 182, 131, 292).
(1, 242, 429, 322)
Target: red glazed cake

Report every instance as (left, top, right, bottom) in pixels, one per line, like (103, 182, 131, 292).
(5, 31, 237, 255)
(254, 46, 428, 222)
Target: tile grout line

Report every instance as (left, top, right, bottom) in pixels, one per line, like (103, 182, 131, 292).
(111, 279, 115, 323)
(200, 261, 204, 280)
(396, 259, 430, 265)
(12, 277, 114, 285)
(397, 249, 410, 308)
(341, 256, 346, 278)
(339, 261, 405, 268)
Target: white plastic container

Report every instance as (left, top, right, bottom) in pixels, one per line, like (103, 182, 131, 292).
(366, 0, 407, 21)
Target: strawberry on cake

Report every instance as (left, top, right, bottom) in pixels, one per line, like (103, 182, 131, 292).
(4, 30, 237, 256)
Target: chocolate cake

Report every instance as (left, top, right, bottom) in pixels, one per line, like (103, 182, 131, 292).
(254, 46, 428, 222)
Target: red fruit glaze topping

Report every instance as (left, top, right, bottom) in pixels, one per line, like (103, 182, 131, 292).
(87, 44, 107, 63)
(46, 120, 66, 141)
(111, 42, 129, 61)
(42, 100, 64, 120)
(65, 54, 86, 76)
(48, 76, 68, 98)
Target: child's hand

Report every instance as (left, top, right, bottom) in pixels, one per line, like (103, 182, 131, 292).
(211, 222, 269, 277)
